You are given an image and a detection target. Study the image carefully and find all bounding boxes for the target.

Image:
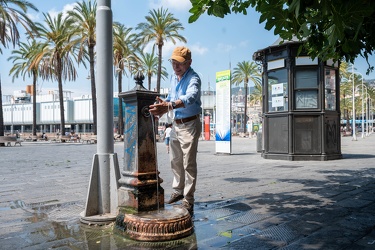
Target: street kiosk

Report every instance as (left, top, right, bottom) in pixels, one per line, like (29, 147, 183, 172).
(253, 38, 342, 160)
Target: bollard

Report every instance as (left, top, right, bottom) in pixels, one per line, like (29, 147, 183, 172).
(256, 131, 262, 153)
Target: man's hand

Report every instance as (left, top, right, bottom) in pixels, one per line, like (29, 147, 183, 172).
(149, 96, 171, 117)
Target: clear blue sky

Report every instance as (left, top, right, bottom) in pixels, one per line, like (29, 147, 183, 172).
(1, 0, 375, 97)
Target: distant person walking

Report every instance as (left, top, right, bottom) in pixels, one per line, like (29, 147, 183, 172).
(164, 123, 172, 154)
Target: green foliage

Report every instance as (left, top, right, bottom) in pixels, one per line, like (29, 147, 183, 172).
(136, 7, 186, 93)
(0, 0, 39, 52)
(188, 0, 375, 75)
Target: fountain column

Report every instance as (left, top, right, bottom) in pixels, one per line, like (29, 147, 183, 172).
(116, 73, 194, 242)
(117, 72, 164, 212)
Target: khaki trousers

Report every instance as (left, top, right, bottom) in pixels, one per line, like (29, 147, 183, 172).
(170, 117, 201, 204)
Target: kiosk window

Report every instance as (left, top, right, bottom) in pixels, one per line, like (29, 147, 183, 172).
(268, 69, 288, 112)
(295, 69, 318, 109)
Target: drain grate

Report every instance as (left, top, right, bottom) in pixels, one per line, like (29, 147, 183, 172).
(256, 224, 299, 243)
(48, 203, 84, 222)
(199, 208, 239, 220)
(232, 225, 258, 236)
(227, 211, 271, 224)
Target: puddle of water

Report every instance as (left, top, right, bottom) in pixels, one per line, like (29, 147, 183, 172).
(2, 199, 235, 249)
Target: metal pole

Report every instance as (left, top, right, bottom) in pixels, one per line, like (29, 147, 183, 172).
(97, 0, 113, 155)
(352, 72, 357, 141)
(81, 0, 120, 224)
(361, 77, 364, 138)
(366, 88, 369, 136)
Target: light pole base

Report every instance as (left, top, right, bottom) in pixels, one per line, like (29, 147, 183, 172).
(80, 153, 120, 225)
(80, 212, 116, 225)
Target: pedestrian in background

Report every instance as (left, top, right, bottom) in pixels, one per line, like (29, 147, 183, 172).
(164, 123, 172, 154)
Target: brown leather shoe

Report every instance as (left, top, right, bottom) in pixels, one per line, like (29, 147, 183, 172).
(166, 193, 184, 204)
(181, 200, 194, 216)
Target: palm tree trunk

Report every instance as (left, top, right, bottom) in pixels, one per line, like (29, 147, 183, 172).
(57, 60, 66, 136)
(148, 73, 152, 90)
(346, 109, 350, 131)
(118, 73, 123, 135)
(89, 46, 97, 135)
(156, 44, 163, 93)
(244, 82, 248, 134)
(32, 71, 37, 136)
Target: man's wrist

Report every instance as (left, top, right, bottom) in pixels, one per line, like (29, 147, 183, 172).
(171, 101, 177, 109)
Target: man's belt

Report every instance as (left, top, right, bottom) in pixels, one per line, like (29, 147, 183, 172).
(174, 114, 199, 124)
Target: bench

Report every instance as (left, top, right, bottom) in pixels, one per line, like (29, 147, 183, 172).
(0, 136, 22, 146)
(59, 135, 71, 143)
(23, 135, 37, 141)
(114, 134, 123, 142)
(80, 134, 97, 144)
(48, 136, 60, 143)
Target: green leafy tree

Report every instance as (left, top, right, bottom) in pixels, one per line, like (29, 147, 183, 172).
(136, 7, 186, 93)
(188, 0, 375, 74)
(231, 61, 261, 133)
(113, 22, 138, 135)
(68, 0, 97, 134)
(0, 0, 38, 53)
(35, 12, 82, 136)
(8, 40, 47, 136)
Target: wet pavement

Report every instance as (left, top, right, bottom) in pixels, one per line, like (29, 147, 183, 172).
(1, 135, 375, 249)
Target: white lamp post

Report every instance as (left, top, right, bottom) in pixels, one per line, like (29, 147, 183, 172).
(370, 99, 373, 135)
(360, 84, 369, 137)
(366, 91, 370, 136)
(355, 83, 367, 138)
(359, 74, 365, 138)
(351, 73, 357, 141)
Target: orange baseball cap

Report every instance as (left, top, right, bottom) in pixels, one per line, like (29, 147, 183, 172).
(170, 46, 191, 62)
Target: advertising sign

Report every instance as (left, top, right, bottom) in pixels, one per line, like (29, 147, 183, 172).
(215, 70, 232, 154)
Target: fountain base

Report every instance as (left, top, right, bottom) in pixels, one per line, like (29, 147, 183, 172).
(116, 205, 194, 242)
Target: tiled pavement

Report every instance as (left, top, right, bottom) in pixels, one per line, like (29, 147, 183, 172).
(1, 135, 375, 249)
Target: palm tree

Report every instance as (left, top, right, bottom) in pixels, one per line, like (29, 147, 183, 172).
(68, 0, 98, 134)
(8, 40, 47, 136)
(113, 22, 139, 135)
(250, 79, 262, 109)
(35, 12, 82, 136)
(232, 61, 261, 134)
(138, 48, 168, 90)
(136, 7, 186, 93)
(0, 0, 38, 139)
(0, 0, 38, 53)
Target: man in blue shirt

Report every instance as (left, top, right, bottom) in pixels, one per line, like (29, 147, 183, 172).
(149, 46, 202, 216)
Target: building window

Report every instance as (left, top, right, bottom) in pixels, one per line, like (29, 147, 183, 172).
(294, 69, 318, 109)
(267, 69, 288, 112)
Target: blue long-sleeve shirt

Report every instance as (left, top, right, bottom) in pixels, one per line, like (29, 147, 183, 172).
(166, 67, 202, 119)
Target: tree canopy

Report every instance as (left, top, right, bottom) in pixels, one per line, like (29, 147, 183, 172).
(188, 0, 375, 74)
